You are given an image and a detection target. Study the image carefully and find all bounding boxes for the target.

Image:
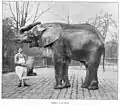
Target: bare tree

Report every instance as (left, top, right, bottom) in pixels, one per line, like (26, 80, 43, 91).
(86, 12, 118, 41)
(4, 1, 53, 32)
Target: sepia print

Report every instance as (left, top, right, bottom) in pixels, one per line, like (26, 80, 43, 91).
(2, 1, 118, 100)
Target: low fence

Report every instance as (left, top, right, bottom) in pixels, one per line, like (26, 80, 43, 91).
(100, 58, 118, 72)
(2, 56, 118, 73)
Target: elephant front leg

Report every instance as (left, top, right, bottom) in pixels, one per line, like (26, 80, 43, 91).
(62, 61, 71, 88)
(54, 59, 64, 89)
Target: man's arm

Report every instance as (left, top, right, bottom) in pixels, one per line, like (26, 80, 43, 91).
(14, 54, 27, 67)
(14, 54, 21, 66)
(14, 54, 19, 64)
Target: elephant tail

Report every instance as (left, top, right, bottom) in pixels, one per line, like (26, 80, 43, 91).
(102, 47, 105, 72)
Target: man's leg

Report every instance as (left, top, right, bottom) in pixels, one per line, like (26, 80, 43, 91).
(23, 67, 29, 87)
(15, 66, 22, 87)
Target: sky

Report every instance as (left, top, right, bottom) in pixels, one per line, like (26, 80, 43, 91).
(43, 2, 118, 23)
(3, 1, 118, 24)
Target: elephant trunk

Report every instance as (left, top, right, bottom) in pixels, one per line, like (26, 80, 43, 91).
(19, 22, 41, 34)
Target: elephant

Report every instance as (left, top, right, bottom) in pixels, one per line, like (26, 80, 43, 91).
(15, 22, 105, 90)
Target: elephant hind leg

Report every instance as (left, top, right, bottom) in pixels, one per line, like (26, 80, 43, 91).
(87, 52, 101, 90)
(81, 69, 90, 88)
(87, 64, 99, 90)
(87, 70, 99, 90)
(81, 62, 90, 88)
(81, 51, 101, 90)
(81, 62, 99, 90)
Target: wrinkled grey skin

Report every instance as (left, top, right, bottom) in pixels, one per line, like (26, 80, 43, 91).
(16, 22, 105, 90)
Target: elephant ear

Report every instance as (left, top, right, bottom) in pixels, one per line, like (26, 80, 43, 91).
(39, 26, 61, 47)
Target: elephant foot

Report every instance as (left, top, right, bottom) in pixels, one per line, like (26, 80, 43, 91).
(54, 84, 65, 89)
(54, 76, 63, 89)
(87, 85, 98, 90)
(54, 84, 71, 89)
(63, 83, 71, 88)
(63, 76, 71, 88)
(54, 80, 71, 89)
(81, 83, 89, 88)
(87, 80, 98, 90)
(81, 80, 90, 88)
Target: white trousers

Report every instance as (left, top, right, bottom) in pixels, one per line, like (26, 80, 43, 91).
(15, 66, 27, 80)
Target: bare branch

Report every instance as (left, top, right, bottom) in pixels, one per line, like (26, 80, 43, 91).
(17, 3, 21, 28)
(28, 4, 34, 14)
(32, 2, 40, 23)
(26, 15, 33, 22)
(34, 6, 52, 21)
(20, 2, 25, 27)
(6, 1, 54, 30)
(102, 20, 109, 40)
(110, 19, 117, 29)
(95, 21, 105, 28)
(24, 2, 30, 25)
(9, 2, 16, 22)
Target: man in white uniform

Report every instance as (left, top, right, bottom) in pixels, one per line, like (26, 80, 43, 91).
(14, 47, 29, 87)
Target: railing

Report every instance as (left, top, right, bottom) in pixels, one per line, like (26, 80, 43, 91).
(100, 58, 118, 72)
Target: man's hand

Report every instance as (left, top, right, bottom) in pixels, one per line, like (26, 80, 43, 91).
(15, 63, 21, 66)
(21, 63, 27, 67)
(15, 63, 27, 67)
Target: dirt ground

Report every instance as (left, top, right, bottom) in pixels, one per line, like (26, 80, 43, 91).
(2, 66, 118, 99)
